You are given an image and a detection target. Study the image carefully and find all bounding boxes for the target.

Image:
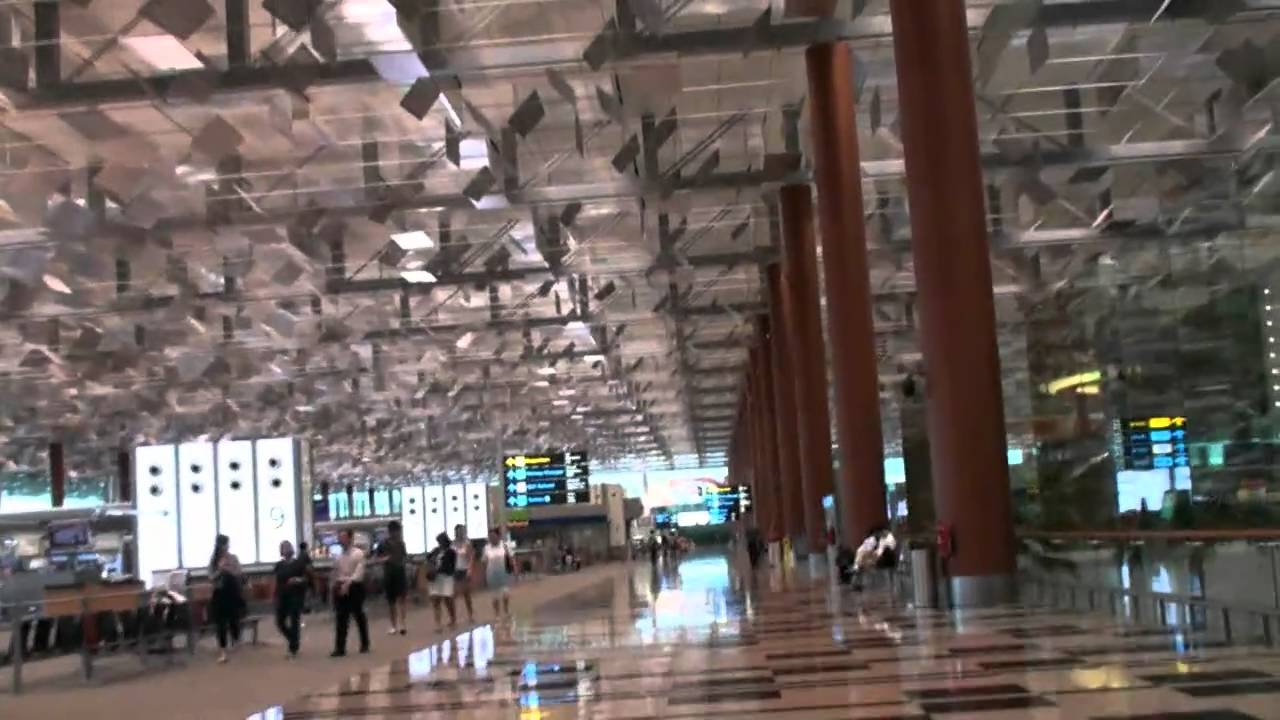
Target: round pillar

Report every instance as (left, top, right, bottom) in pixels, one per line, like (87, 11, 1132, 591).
(890, 0, 1016, 605)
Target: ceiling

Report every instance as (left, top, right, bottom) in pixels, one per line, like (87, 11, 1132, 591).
(0, 0, 1279, 482)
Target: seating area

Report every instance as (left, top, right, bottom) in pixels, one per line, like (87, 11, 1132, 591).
(1, 581, 264, 693)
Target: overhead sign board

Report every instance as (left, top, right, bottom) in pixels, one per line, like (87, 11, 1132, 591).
(1122, 416, 1189, 470)
(504, 451, 590, 507)
(697, 484, 752, 524)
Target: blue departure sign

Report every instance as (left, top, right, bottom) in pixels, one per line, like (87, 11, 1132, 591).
(1122, 416, 1189, 470)
(696, 484, 753, 524)
(504, 451, 590, 507)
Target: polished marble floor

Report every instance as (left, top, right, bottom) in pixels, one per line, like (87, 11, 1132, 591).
(254, 553, 1280, 719)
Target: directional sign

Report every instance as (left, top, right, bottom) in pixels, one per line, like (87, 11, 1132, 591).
(1122, 415, 1190, 470)
(503, 450, 590, 507)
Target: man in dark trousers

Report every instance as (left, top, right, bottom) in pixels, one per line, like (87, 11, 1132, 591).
(330, 529, 370, 657)
(273, 540, 309, 658)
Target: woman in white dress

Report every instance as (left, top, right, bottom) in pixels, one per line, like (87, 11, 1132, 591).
(482, 528, 514, 616)
(427, 532, 457, 627)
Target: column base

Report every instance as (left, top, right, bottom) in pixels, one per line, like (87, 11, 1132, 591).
(949, 574, 1016, 608)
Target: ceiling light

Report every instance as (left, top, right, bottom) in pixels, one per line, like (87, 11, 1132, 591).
(392, 230, 434, 250)
(536, 367, 557, 376)
(558, 389, 577, 397)
(122, 35, 205, 71)
(43, 274, 72, 294)
(456, 331, 475, 349)
(583, 354, 606, 363)
(401, 269, 437, 284)
(552, 399, 570, 406)
(403, 259, 425, 270)
(565, 320, 586, 330)
(532, 380, 550, 387)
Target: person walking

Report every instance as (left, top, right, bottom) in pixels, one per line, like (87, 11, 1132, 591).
(297, 541, 314, 618)
(208, 534, 244, 664)
(482, 528, 514, 617)
(272, 540, 308, 658)
(426, 532, 457, 628)
(330, 529, 370, 657)
(453, 524, 476, 623)
(375, 520, 409, 636)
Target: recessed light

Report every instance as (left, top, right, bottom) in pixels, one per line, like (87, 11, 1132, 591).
(552, 399, 570, 406)
(583, 354, 606, 363)
(401, 269, 438, 284)
(43, 274, 72, 294)
(536, 367, 557, 375)
(391, 230, 434, 250)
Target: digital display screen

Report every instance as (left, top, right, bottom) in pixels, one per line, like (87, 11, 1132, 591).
(48, 521, 91, 549)
(503, 451, 590, 507)
(1122, 416, 1189, 470)
(317, 488, 401, 521)
(373, 488, 392, 516)
(699, 484, 743, 524)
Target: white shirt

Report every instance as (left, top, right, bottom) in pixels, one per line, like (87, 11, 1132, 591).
(455, 539, 474, 571)
(483, 543, 508, 567)
(877, 532, 897, 557)
(333, 546, 366, 585)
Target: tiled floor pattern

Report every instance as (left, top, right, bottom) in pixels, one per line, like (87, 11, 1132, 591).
(264, 555, 1280, 719)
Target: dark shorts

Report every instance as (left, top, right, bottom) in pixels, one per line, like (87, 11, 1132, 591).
(384, 566, 407, 602)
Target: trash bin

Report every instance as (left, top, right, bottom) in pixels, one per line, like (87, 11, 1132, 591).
(911, 547, 936, 608)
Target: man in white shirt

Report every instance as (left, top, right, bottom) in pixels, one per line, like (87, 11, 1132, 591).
(330, 529, 370, 657)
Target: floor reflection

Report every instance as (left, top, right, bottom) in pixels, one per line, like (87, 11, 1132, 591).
(264, 550, 1280, 719)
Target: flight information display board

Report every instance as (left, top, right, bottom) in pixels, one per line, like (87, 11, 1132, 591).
(503, 451, 589, 507)
(698, 484, 753, 524)
(1122, 416, 1189, 470)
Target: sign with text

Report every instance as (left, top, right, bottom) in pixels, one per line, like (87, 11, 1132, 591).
(697, 484, 753, 524)
(503, 451, 590, 507)
(1122, 416, 1189, 470)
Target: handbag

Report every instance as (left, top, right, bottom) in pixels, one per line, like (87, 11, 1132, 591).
(424, 551, 439, 582)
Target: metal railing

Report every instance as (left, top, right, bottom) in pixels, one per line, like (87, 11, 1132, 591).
(1021, 569, 1280, 648)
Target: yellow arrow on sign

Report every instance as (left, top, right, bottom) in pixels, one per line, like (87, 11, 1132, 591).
(504, 456, 526, 468)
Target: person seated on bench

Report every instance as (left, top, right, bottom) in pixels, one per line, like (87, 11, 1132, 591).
(850, 526, 897, 590)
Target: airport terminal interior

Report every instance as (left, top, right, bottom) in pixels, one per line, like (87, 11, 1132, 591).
(6, 0, 1280, 717)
